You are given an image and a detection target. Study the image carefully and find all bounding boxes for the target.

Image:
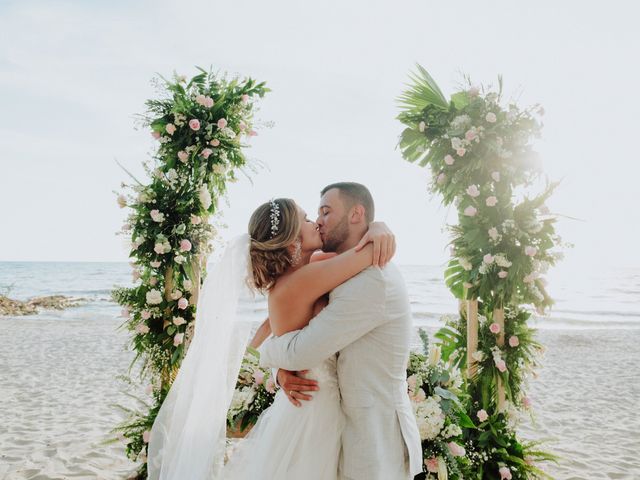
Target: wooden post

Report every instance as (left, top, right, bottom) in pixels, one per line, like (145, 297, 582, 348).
(183, 254, 203, 354)
(494, 307, 506, 411)
(467, 299, 479, 380)
(160, 265, 175, 389)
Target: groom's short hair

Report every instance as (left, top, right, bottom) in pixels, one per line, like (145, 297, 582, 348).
(321, 182, 375, 223)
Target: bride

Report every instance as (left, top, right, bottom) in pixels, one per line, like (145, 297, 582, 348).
(147, 198, 395, 479)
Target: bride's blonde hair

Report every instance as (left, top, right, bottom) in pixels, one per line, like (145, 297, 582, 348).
(248, 198, 301, 292)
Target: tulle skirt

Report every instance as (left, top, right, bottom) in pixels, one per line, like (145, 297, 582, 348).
(222, 375, 344, 479)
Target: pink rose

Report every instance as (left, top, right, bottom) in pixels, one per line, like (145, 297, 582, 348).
(448, 441, 466, 457)
(265, 377, 276, 394)
(178, 297, 189, 310)
(173, 333, 184, 346)
(411, 388, 426, 402)
(499, 466, 512, 480)
(241, 94, 250, 103)
(483, 253, 494, 264)
(425, 457, 439, 473)
(189, 119, 201, 131)
(165, 123, 176, 135)
(436, 173, 447, 184)
(141, 310, 151, 320)
(509, 335, 519, 347)
(407, 374, 417, 392)
(210, 138, 220, 147)
(154, 243, 165, 255)
(486, 112, 497, 123)
(466, 185, 480, 197)
(495, 359, 507, 372)
(491, 171, 500, 182)
(444, 154, 455, 165)
(498, 270, 508, 279)
(190, 214, 202, 225)
(135, 323, 150, 334)
(465, 129, 477, 141)
(178, 151, 189, 163)
(253, 369, 265, 385)
(217, 118, 227, 129)
(179, 239, 192, 252)
(477, 409, 489, 422)
(486, 196, 498, 207)
(149, 277, 158, 286)
(151, 131, 161, 139)
(195, 94, 206, 106)
(173, 316, 186, 326)
(456, 148, 466, 157)
(200, 148, 213, 159)
(142, 430, 151, 443)
(464, 206, 477, 217)
(489, 322, 501, 334)
(525, 246, 538, 257)
(204, 96, 214, 108)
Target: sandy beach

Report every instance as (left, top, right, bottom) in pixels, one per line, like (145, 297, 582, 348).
(1, 314, 639, 479)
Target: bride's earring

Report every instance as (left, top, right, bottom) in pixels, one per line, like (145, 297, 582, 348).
(290, 240, 302, 266)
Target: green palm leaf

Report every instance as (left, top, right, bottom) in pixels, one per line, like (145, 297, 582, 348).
(397, 64, 448, 113)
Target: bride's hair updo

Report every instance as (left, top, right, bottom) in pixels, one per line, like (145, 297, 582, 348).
(248, 198, 301, 292)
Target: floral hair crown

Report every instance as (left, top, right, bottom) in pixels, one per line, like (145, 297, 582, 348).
(269, 199, 280, 238)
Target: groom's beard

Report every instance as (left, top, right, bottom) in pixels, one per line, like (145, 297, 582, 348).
(321, 216, 349, 253)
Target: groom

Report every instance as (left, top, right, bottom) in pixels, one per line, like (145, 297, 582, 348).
(259, 182, 423, 480)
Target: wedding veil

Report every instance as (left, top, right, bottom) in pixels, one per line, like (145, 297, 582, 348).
(147, 233, 255, 479)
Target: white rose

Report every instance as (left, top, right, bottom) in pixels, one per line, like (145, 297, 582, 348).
(212, 164, 227, 175)
(150, 209, 165, 223)
(459, 258, 473, 271)
(146, 289, 163, 305)
(199, 185, 212, 210)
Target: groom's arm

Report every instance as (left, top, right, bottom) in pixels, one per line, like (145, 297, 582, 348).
(259, 267, 386, 371)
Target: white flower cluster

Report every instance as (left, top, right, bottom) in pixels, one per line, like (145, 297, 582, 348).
(450, 114, 471, 130)
(441, 423, 463, 438)
(413, 394, 446, 441)
(228, 386, 257, 418)
(494, 254, 512, 268)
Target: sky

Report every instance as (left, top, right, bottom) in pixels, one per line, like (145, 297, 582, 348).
(1, 0, 639, 271)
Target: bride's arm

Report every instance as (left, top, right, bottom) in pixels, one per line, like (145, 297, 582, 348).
(273, 222, 395, 313)
(248, 317, 271, 348)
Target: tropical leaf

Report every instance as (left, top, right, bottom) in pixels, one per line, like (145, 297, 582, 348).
(397, 64, 448, 112)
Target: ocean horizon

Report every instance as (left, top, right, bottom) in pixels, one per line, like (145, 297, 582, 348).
(1, 261, 638, 331)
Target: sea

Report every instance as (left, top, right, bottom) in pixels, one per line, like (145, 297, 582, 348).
(0, 262, 638, 330)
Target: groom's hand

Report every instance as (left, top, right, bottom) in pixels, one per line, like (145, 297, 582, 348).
(277, 369, 319, 407)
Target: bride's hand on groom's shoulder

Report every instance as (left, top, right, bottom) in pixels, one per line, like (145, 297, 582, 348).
(355, 221, 396, 267)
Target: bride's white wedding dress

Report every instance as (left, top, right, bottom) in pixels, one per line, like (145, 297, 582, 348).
(222, 355, 344, 480)
(147, 235, 344, 480)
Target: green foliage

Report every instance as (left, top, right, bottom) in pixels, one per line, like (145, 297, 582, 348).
(399, 66, 565, 478)
(110, 67, 268, 477)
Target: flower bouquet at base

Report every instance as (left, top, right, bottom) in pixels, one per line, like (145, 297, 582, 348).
(226, 347, 277, 438)
(409, 329, 475, 479)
